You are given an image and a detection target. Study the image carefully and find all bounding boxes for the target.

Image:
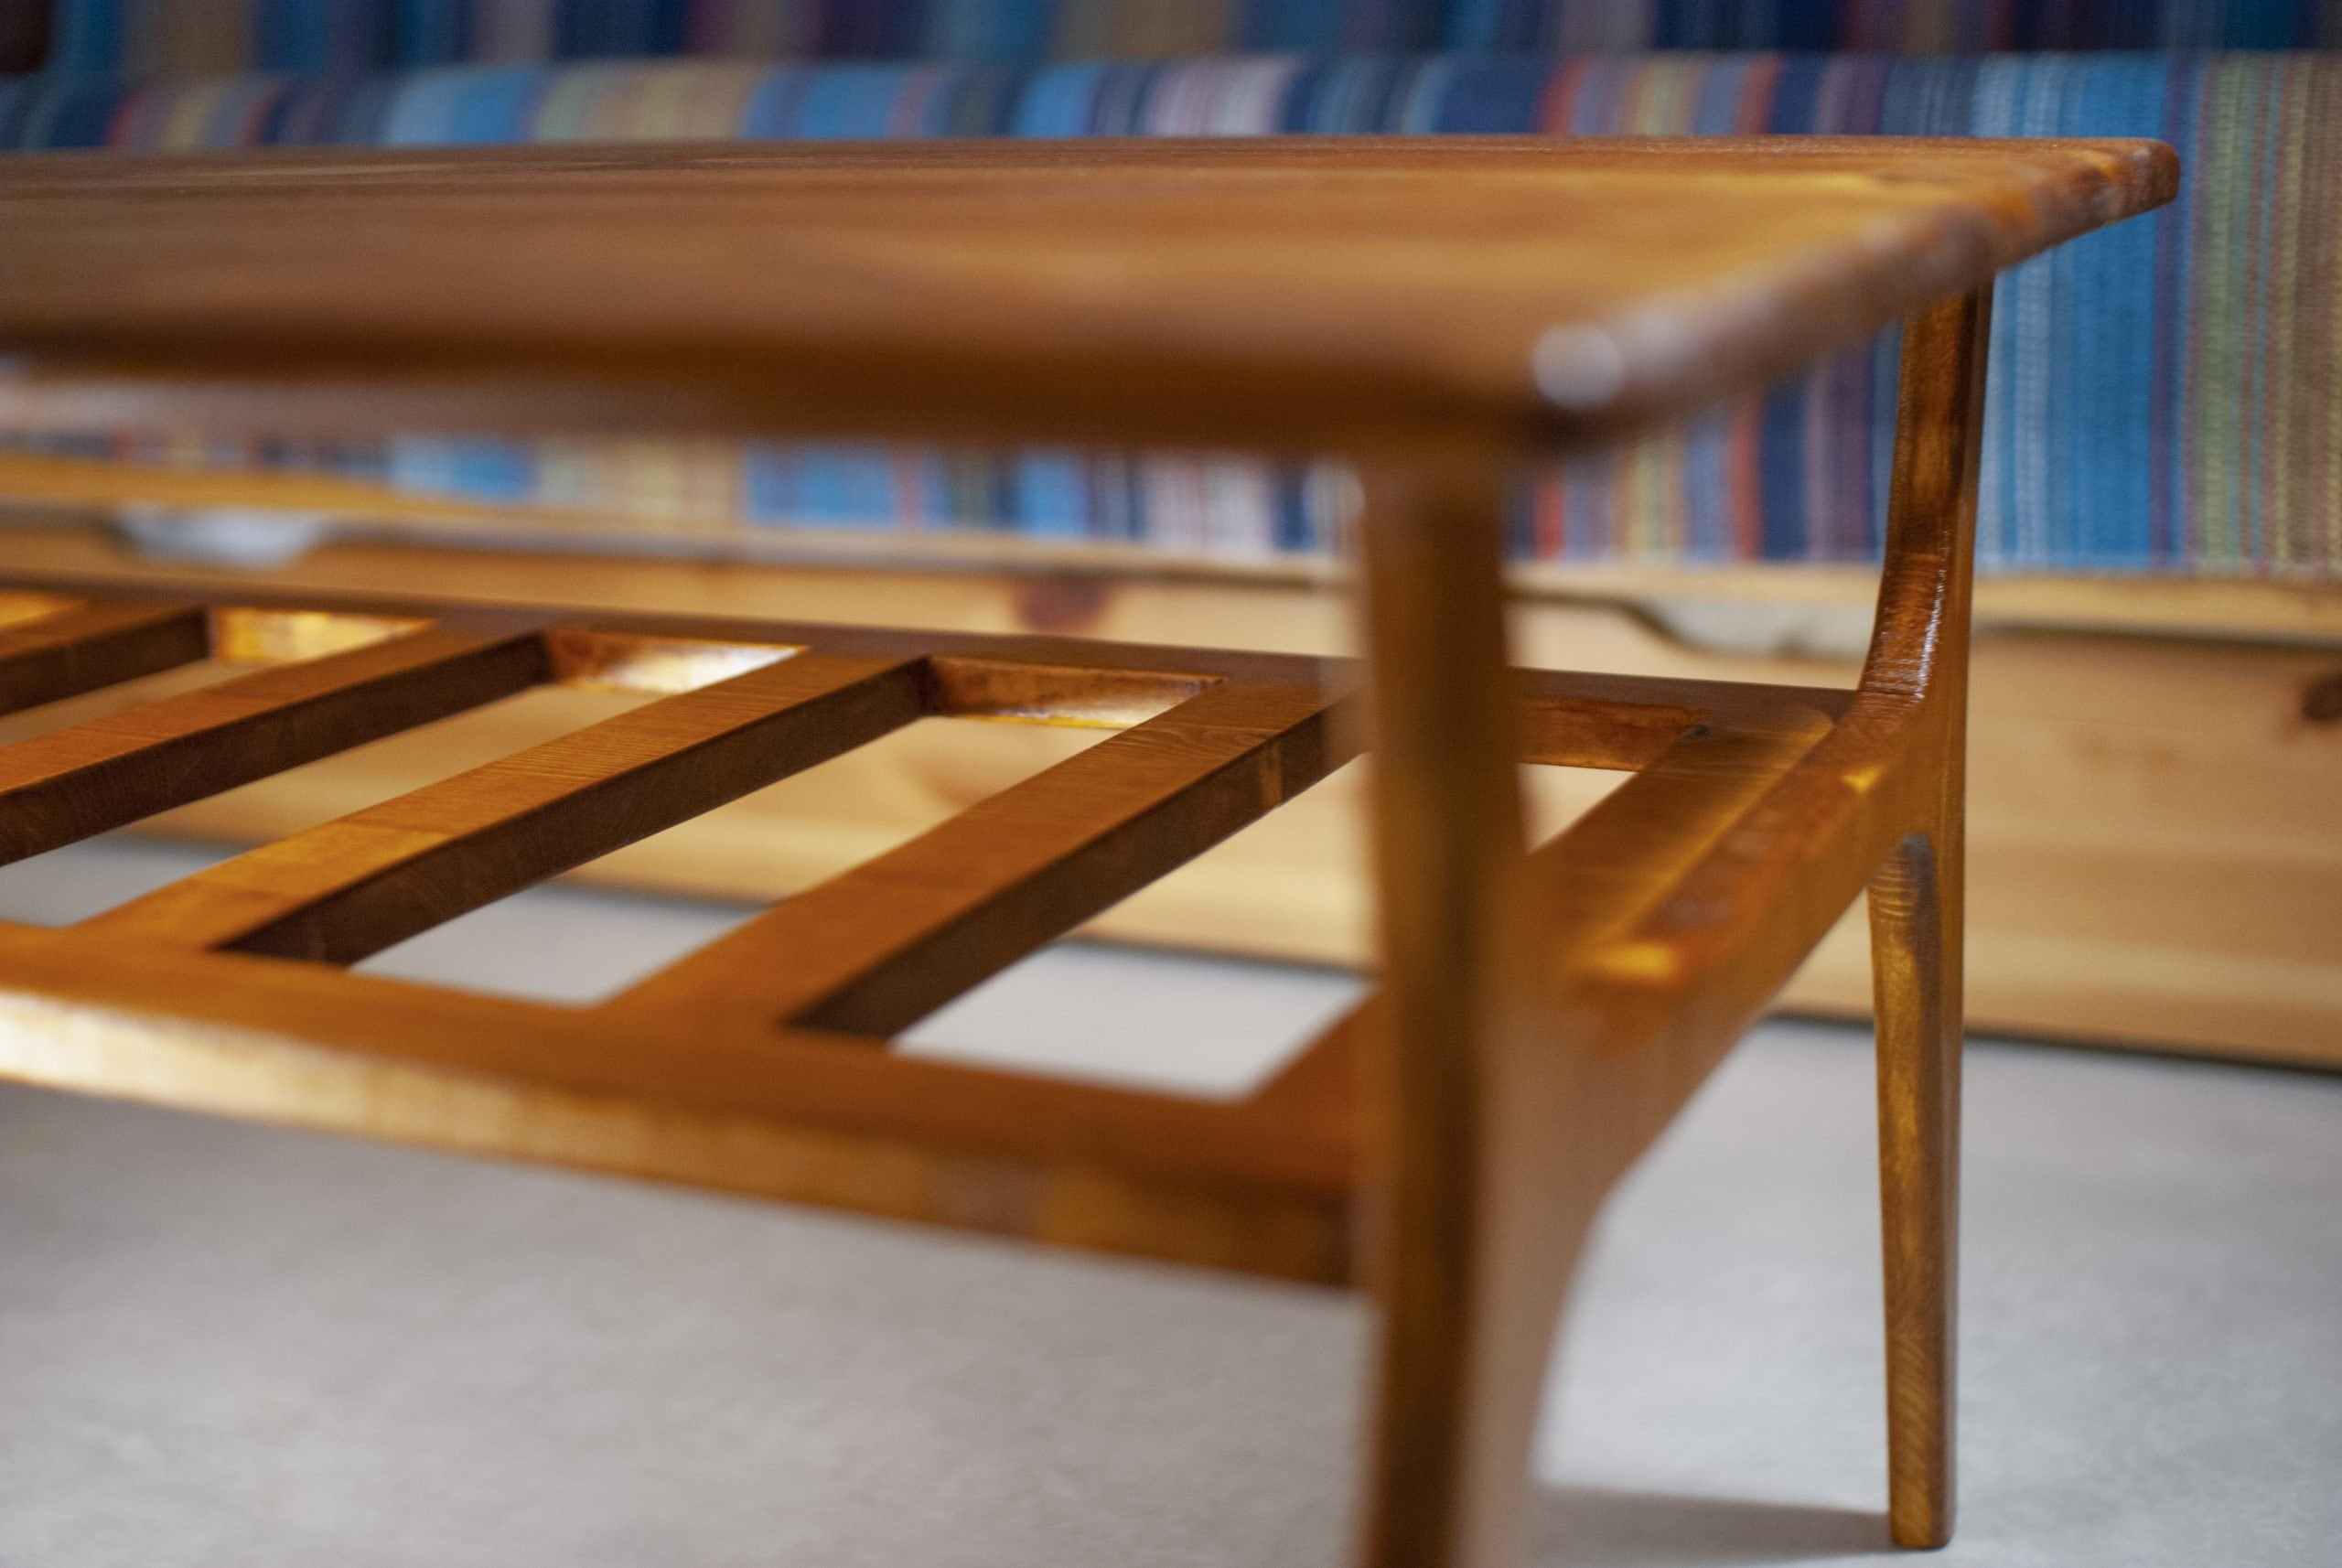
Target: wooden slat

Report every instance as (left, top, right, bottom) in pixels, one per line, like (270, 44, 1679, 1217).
(1531, 718, 1839, 972)
(1517, 692, 1699, 770)
(607, 678, 1355, 1035)
(83, 651, 927, 962)
(0, 623, 550, 863)
(0, 920, 1354, 1282)
(0, 598, 209, 716)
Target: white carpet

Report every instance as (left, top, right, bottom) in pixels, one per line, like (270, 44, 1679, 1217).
(0, 839, 2336, 1566)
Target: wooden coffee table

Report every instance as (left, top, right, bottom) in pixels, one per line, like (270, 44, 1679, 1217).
(0, 137, 2173, 1566)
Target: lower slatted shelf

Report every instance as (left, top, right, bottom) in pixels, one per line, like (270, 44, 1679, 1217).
(0, 574, 1848, 1284)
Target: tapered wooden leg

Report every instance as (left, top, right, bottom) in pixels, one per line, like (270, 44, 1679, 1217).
(1862, 285, 1989, 1552)
(1868, 816, 1962, 1549)
(1351, 449, 1602, 1568)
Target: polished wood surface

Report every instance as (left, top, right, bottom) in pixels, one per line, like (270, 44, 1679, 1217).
(1863, 286, 1987, 1548)
(84, 647, 927, 962)
(0, 571, 1844, 1284)
(0, 136, 2173, 453)
(0, 137, 2175, 1565)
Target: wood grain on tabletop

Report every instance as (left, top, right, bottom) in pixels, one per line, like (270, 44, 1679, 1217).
(0, 136, 2174, 452)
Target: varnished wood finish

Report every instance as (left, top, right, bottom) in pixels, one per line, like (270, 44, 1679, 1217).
(0, 618, 553, 862)
(1353, 447, 1544, 1568)
(0, 137, 2174, 1564)
(1866, 285, 1989, 1552)
(0, 137, 2174, 455)
(609, 675, 1355, 1035)
(1339, 289, 1993, 1565)
(0, 597, 209, 715)
(0, 575, 1842, 1292)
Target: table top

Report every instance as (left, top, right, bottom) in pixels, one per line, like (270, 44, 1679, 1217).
(0, 136, 2174, 456)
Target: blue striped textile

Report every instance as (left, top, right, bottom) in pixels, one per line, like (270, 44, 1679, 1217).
(36, 1, 2342, 73)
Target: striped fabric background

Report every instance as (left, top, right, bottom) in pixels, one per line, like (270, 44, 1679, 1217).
(5, 48, 2337, 579)
(38, 1, 2342, 72)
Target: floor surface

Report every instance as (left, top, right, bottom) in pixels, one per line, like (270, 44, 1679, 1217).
(0, 839, 2336, 1567)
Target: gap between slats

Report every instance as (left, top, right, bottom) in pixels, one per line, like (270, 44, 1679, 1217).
(84, 651, 928, 961)
(0, 600, 211, 717)
(0, 624, 558, 865)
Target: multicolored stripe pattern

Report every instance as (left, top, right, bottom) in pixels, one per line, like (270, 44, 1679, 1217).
(5, 49, 2335, 579)
(38, 1, 2342, 73)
